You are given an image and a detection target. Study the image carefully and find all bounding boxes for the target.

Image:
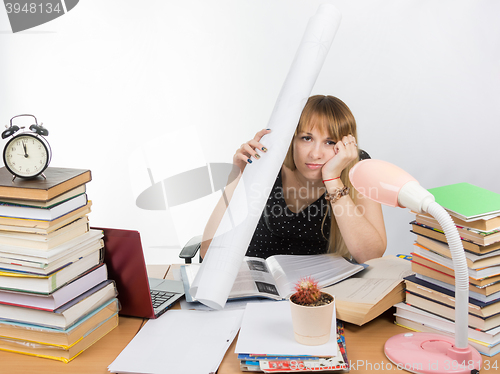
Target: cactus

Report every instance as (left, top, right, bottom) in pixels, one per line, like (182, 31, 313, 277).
(291, 276, 322, 305)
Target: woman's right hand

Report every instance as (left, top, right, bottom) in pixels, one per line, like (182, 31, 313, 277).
(233, 129, 271, 173)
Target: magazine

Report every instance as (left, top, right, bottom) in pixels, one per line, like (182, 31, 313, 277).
(181, 254, 366, 302)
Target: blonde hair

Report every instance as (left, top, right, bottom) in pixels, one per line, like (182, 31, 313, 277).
(283, 95, 359, 258)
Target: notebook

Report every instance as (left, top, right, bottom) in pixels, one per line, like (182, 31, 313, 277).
(427, 183, 500, 221)
(93, 227, 184, 319)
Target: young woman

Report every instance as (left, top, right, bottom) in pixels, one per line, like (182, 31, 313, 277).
(201, 95, 386, 263)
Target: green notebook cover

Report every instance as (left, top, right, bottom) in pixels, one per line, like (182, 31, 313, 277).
(428, 183, 500, 221)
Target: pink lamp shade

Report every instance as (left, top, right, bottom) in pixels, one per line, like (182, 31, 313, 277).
(349, 159, 417, 208)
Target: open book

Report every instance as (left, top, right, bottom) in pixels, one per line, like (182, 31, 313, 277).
(323, 255, 413, 325)
(181, 254, 366, 303)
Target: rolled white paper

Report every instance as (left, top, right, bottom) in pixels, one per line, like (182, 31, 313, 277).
(190, 4, 342, 310)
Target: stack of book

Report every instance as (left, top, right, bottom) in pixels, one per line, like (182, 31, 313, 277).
(235, 302, 348, 373)
(394, 182, 500, 356)
(239, 322, 349, 373)
(0, 167, 118, 363)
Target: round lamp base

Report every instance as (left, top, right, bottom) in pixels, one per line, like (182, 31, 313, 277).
(384, 332, 482, 374)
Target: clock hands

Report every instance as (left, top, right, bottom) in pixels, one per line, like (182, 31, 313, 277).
(22, 141, 28, 158)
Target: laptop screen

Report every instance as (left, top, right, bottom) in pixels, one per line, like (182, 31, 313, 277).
(93, 227, 156, 319)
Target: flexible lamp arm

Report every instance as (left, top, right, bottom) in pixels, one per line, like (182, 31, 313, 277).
(399, 181, 468, 348)
(425, 202, 469, 349)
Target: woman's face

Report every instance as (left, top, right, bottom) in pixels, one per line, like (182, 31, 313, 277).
(292, 125, 336, 182)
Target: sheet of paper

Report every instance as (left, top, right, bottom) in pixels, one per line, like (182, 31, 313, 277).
(107, 309, 243, 374)
(235, 300, 337, 356)
(190, 4, 343, 310)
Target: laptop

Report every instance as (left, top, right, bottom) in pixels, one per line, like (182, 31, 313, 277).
(93, 227, 184, 319)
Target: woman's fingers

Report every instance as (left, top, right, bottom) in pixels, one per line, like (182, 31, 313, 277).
(254, 128, 271, 142)
(243, 129, 271, 158)
(323, 135, 359, 180)
(234, 152, 253, 165)
(331, 134, 357, 164)
(248, 129, 271, 154)
(233, 129, 271, 170)
(242, 143, 260, 160)
(337, 135, 357, 157)
(341, 134, 357, 148)
(248, 139, 268, 154)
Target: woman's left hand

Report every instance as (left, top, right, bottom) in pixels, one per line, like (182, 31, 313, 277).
(321, 135, 358, 180)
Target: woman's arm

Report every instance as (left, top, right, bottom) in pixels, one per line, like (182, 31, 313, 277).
(200, 129, 271, 258)
(200, 170, 240, 258)
(326, 178, 387, 263)
(322, 134, 387, 263)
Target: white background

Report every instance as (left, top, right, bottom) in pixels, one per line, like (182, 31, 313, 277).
(1, 0, 499, 265)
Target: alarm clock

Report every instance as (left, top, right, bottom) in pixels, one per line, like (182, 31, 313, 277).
(2, 114, 52, 180)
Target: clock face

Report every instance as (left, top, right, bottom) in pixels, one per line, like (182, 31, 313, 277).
(3, 134, 50, 178)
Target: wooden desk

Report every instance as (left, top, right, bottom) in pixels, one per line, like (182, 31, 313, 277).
(1, 264, 499, 373)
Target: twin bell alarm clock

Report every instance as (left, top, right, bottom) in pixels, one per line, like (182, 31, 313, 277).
(1, 114, 52, 180)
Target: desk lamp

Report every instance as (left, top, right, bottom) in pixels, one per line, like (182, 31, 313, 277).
(349, 159, 481, 374)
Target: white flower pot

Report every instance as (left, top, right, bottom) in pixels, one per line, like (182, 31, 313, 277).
(289, 294, 335, 346)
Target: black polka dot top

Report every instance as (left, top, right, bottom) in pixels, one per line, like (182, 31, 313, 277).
(246, 170, 331, 259)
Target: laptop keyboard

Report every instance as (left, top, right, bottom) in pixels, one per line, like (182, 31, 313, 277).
(150, 290, 176, 309)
